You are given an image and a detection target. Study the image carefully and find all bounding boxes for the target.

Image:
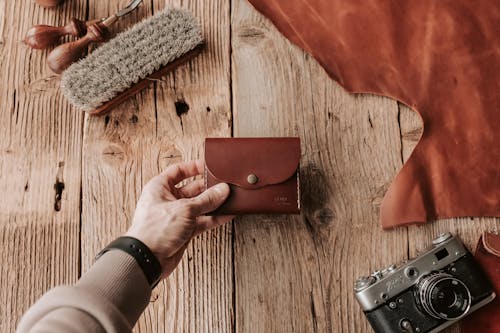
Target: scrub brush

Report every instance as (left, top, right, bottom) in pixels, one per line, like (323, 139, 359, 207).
(60, 8, 204, 115)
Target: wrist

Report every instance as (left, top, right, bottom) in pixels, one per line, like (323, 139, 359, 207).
(96, 236, 162, 288)
(125, 227, 157, 253)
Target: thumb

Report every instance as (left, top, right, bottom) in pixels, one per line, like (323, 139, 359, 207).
(189, 183, 230, 215)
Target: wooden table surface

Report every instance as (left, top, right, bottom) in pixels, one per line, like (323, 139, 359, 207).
(0, 0, 498, 332)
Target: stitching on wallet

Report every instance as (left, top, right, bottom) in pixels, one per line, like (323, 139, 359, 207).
(297, 168, 301, 211)
(204, 166, 207, 189)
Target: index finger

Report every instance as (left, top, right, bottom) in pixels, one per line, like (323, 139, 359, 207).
(160, 159, 205, 186)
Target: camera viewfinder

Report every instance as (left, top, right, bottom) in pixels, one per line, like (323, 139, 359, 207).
(435, 248, 449, 261)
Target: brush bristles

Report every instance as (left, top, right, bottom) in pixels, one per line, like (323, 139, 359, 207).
(61, 8, 204, 112)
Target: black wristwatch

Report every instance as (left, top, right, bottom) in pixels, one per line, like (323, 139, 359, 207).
(96, 236, 162, 289)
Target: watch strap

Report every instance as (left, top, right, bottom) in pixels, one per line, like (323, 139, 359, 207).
(96, 236, 162, 288)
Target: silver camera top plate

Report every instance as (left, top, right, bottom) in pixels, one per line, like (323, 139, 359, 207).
(355, 233, 468, 312)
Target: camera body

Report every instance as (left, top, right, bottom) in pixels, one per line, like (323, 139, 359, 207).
(354, 233, 496, 333)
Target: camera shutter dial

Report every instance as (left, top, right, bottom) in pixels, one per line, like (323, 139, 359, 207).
(432, 232, 453, 245)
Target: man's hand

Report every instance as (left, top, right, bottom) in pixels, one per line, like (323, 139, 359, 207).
(126, 160, 232, 278)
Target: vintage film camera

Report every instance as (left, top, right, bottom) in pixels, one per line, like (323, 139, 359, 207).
(354, 233, 496, 333)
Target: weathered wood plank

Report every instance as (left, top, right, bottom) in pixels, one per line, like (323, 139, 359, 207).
(0, 0, 85, 331)
(2, 0, 496, 332)
(81, 0, 232, 331)
(231, 1, 407, 332)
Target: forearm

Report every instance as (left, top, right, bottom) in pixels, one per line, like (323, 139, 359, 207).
(17, 160, 232, 332)
(17, 250, 151, 333)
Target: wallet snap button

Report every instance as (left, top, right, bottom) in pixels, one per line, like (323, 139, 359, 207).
(247, 174, 258, 184)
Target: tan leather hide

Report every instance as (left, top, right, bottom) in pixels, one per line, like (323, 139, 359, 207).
(247, 0, 500, 228)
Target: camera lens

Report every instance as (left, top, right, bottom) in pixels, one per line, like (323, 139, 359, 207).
(417, 273, 471, 320)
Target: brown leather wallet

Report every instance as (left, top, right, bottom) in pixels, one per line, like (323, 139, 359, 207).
(461, 231, 500, 333)
(204, 137, 301, 215)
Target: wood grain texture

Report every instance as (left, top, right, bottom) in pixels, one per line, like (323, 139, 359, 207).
(1, 0, 498, 332)
(0, 0, 85, 331)
(231, 1, 407, 331)
(81, 0, 232, 332)
(232, 1, 499, 332)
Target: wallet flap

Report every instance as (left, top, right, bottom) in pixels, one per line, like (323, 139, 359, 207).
(483, 231, 500, 257)
(205, 137, 300, 189)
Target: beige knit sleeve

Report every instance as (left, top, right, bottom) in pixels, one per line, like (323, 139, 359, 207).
(16, 250, 152, 333)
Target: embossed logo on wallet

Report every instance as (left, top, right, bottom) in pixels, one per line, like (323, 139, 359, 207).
(274, 196, 291, 205)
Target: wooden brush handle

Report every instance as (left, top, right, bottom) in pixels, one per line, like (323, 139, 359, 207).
(47, 22, 109, 74)
(24, 18, 87, 49)
(35, 0, 65, 7)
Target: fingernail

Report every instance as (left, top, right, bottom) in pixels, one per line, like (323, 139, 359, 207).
(214, 183, 229, 195)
